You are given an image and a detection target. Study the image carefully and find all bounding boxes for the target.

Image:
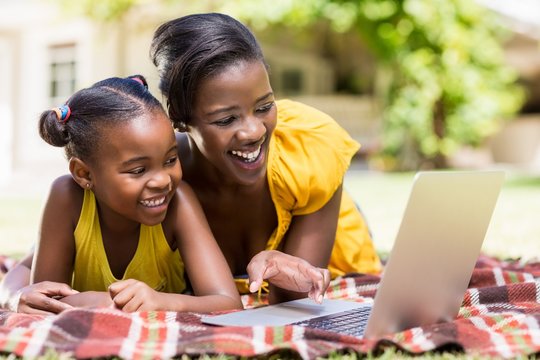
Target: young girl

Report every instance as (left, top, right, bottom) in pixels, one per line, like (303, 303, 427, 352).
(30, 75, 242, 312)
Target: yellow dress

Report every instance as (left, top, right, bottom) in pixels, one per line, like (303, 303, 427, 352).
(72, 190, 185, 293)
(259, 99, 381, 284)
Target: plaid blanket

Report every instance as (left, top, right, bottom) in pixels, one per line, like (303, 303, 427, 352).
(0, 254, 538, 359)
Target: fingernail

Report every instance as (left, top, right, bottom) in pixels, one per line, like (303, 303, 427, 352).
(317, 294, 323, 303)
(249, 282, 257, 293)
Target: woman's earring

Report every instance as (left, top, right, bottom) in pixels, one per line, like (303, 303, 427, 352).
(86, 183, 91, 189)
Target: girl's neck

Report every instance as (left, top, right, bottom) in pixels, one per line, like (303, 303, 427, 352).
(95, 201, 141, 235)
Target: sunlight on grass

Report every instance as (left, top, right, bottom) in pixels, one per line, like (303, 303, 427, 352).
(344, 170, 540, 261)
(1, 169, 539, 262)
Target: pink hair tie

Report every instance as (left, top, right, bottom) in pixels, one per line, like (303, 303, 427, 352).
(53, 105, 71, 124)
(131, 77, 145, 86)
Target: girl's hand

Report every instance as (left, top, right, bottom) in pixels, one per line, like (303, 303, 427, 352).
(247, 250, 331, 303)
(60, 291, 113, 309)
(108, 279, 163, 312)
(11, 281, 79, 314)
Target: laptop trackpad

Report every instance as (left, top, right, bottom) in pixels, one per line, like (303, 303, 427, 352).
(202, 298, 370, 327)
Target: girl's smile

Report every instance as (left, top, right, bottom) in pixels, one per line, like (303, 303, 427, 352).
(89, 110, 181, 228)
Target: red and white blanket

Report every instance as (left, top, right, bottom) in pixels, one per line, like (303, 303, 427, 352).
(0, 254, 538, 359)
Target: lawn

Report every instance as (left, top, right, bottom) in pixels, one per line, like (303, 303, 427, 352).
(1, 168, 539, 260)
(344, 168, 540, 261)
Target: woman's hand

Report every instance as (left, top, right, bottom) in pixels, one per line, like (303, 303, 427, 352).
(247, 250, 331, 303)
(108, 279, 163, 312)
(9, 281, 79, 314)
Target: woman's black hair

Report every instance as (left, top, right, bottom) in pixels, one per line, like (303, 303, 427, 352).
(38, 75, 163, 163)
(150, 13, 266, 128)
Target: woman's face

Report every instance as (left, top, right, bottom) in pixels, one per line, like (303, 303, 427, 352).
(189, 60, 277, 187)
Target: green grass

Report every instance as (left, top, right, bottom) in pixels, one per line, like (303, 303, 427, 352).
(1, 169, 539, 260)
(344, 169, 540, 261)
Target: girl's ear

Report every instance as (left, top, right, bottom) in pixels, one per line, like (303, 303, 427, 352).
(69, 157, 93, 190)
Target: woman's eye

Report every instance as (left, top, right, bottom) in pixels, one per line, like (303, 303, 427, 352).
(213, 116, 235, 126)
(256, 102, 274, 113)
(165, 156, 178, 166)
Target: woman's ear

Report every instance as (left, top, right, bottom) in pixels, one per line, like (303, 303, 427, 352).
(69, 157, 93, 190)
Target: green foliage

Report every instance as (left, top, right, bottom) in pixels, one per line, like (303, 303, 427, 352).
(220, 0, 525, 170)
(52, 0, 525, 170)
(55, 0, 141, 21)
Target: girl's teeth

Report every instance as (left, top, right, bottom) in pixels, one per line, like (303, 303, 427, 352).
(140, 197, 165, 207)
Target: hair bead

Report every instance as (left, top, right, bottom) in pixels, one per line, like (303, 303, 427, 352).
(53, 105, 72, 124)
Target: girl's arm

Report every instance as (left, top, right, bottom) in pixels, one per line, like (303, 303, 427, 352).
(32, 176, 80, 286)
(0, 252, 78, 314)
(31, 177, 117, 310)
(268, 185, 343, 304)
(109, 181, 242, 313)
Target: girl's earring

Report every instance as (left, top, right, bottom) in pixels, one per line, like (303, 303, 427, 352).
(177, 122, 187, 132)
(86, 183, 91, 189)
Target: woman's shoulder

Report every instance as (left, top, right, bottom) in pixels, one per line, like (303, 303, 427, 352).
(276, 99, 334, 126)
(272, 99, 360, 164)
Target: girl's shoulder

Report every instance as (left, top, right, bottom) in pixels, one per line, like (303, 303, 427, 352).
(47, 175, 84, 226)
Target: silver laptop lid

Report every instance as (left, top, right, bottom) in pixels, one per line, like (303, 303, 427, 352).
(364, 170, 505, 338)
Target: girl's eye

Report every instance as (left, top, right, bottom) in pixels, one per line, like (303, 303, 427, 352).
(256, 102, 274, 113)
(213, 116, 235, 127)
(165, 156, 178, 166)
(128, 167, 145, 175)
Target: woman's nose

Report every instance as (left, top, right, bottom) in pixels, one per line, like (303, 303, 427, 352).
(237, 116, 265, 142)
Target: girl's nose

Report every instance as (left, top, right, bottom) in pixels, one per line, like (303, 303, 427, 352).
(148, 171, 171, 190)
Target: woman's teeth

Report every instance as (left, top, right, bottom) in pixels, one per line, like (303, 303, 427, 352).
(140, 196, 166, 207)
(231, 147, 261, 163)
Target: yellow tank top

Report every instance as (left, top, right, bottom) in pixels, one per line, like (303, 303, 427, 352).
(234, 99, 382, 293)
(72, 190, 185, 293)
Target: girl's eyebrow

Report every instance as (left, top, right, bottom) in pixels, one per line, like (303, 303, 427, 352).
(121, 145, 177, 166)
(205, 92, 274, 117)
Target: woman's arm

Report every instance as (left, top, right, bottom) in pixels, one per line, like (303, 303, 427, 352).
(268, 185, 343, 304)
(247, 250, 330, 303)
(109, 182, 242, 313)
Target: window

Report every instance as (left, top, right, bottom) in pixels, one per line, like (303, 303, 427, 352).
(281, 69, 303, 95)
(49, 44, 76, 104)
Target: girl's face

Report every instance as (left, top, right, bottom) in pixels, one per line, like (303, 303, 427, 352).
(89, 110, 181, 227)
(189, 60, 277, 186)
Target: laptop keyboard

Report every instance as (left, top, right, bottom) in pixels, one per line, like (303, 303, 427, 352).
(292, 306, 372, 338)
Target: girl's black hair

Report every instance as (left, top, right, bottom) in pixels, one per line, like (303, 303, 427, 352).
(150, 13, 266, 129)
(38, 75, 163, 163)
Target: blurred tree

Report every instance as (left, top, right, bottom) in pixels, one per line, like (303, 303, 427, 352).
(220, 0, 525, 170)
(57, 0, 525, 170)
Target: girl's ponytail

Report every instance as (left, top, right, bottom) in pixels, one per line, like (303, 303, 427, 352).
(38, 106, 72, 147)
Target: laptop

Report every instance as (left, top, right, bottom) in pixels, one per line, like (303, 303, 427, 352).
(202, 171, 505, 339)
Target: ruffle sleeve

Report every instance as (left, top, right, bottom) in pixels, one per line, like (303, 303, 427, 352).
(268, 99, 360, 216)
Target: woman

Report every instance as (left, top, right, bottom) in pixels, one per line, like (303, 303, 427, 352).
(150, 13, 381, 303)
